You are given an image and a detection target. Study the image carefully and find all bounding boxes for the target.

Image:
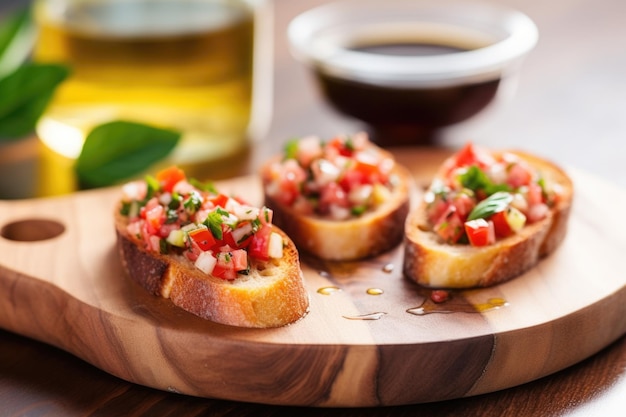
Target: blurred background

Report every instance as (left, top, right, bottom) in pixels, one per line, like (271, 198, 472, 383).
(1, 0, 626, 200)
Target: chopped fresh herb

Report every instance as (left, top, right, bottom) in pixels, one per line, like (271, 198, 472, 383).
(120, 201, 131, 216)
(189, 178, 218, 194)
(165, 208, 178, 224)
(283, 138, 299, 160)
(159, 238, 169, 254)
(183, 190, 202, 213)
(467, 191, 514, 221)
(168, 192, 182, 209)
(204, 211, 224, 240)
(344, 136, 355, 152)
(459, 165, 511, 196)
(351, 205, 367, 216)
(145, 175, 160, 198)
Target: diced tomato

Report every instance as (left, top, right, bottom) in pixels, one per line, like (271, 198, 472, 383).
(527, 203, 549, 223)
(248, 224, 272, 261)
(434, 206, 465, 243)
(212, 252, 238, 280)
(188, 228, 217, 251)
(507, 162, 533, 188)
(327, 136, 353, 157)
(210, 193, 229, 208)
(156, 166, 186, 193)
(525, 182, 544, 206)
(465, 219, 496, 247)
(452, 192, 475, 221)
(319, 182, 349, 214)
(229, 249, 248, 271)
(144, 204, 165, 234)
(426, 195, 450, 225)
(490, 210, 512, 238)
(430, 290, 450, 303)
(454, 142, 494, 169)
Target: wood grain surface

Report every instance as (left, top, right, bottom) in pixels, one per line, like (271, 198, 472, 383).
(0, 148, 624, 407)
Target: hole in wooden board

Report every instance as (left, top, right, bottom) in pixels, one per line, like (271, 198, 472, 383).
(1, 219, 65, 241)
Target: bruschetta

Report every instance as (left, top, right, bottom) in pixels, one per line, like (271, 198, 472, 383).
(260, 132, 411, 260)
(115, 166, 309, 328)
(403, 142, 573, 288)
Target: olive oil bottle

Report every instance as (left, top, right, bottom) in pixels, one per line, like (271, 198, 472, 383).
(33, 0, 256, 165)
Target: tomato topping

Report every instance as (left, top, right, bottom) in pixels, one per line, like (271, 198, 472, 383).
(424, 143, 560, 247)
(434, 206, 465, 243)
(156, 166, 186, 193)
(265, 133, 396, 220)
(121, 166, 282, 279)
(248, 224, 272, 261)
(465, 219, 496, 247)
(188, 228, 217, 251)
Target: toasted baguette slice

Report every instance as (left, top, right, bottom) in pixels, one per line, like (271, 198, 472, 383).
(403, 150, 573, 288)
(261, 155, 412, 261)
(115, 208, 309, 329)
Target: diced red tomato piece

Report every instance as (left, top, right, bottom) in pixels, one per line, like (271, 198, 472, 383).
(490, 210, 513, 238)
(327, 136, 353, 156)
(319, 182, 349, 214)
(248, 224, 272, 261)
(507, 162, 533, 188)
(210, 194, 229, 208)
(156, 166, 186, 193)
(527, 203, 549, 223)
(144, 204, 165, 234)
(434, 206, 465, 243)
(188, 228, 217, 251)
(212, 253, 238, 280)
(454, 142, 494, 169)
(526, 183, 544, 206)
(452, 193, 475, 221)
(430, 290, 450, 303)
(464, 219, 496, 247)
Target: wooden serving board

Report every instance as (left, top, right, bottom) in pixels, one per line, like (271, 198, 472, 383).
(0, 148, 625, 407)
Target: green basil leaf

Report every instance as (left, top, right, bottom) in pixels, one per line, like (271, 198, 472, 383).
(459, 165, 511, 195)
(0, 7, 36, 78)
(0, 63, 69, 139)
(74, 120, 180, 188)
(467, 191, 514, 221)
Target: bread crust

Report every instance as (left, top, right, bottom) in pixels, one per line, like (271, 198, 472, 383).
(403, 150, 573, 288)
(261, 158, 412, 261)
(115, 209, 309, 328)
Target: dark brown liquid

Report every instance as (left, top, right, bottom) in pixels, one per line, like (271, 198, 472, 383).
(351, 42, 465, 56)
(315, 41, 501, 146)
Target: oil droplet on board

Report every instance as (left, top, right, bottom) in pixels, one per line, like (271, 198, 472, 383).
(366, 288, 384, 295)
(382, 263, 394, 273)
(474, 297, 508, 312)
(317, 286, 341, 295)
(343, 312, 387, 320)
(407, 296, 508, 316)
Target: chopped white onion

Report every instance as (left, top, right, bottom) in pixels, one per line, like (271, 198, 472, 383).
(194, 251, 217, 275)
(268, 232, 284, 259)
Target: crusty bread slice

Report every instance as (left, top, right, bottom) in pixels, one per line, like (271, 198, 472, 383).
(115, 209, 309, 328)
(261, 159, 412, 261)
(403, 150, 573, 288)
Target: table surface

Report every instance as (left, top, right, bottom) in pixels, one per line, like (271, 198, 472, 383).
(1, 0, 625, 416)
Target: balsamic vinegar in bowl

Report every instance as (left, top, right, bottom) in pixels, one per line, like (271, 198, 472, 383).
(316, 39, 501, 145)
(288, 0, 538, 146)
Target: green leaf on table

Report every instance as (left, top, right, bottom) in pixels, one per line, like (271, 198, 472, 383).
(0, 63, 70, 140)
(0, 7, 36, 78)
(75, 120, 181, 188)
